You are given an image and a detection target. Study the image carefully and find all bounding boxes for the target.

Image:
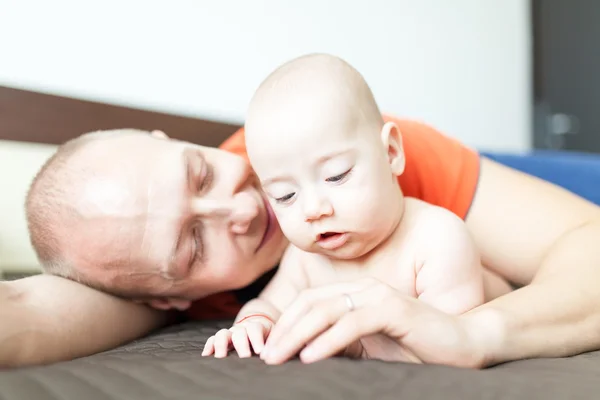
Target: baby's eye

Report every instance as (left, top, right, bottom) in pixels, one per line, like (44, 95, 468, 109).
(275, 192, 295, 203)
(326, 169, 351, 183)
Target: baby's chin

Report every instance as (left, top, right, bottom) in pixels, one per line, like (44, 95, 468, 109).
(300, 237, 375, 260)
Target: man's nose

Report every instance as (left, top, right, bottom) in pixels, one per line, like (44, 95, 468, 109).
(227, 192, 259, 234)
(303, 192, 333, 222)
(191, 192, 259, 234)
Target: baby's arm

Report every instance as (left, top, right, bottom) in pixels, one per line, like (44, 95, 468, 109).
(232, 245, 307, 328)
(414, 207, 485, 315)
(202, 245, 309, 358)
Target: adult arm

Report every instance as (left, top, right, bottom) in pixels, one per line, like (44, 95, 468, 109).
(462, 157, 600, 365)
(0, 274, 168, 368)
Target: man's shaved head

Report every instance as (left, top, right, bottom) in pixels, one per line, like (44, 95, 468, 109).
(25, 129, 150, 284)
(24, 126, 287, 304)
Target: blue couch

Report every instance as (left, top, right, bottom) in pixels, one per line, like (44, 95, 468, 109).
(481, 150, 600, 206)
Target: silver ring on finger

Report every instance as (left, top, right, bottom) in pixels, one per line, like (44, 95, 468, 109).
(343, 293, 355, 312)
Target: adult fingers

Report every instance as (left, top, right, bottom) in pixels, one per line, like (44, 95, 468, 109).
(298, 306, 392, 363)
(266, 278, 379, 350)
(262, 292, 368, 364)
(300, 294, 452, 365)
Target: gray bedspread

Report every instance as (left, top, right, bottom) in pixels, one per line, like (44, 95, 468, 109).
(1, 320, 598, 399)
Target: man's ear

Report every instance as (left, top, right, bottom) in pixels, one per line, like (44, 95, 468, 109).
(144, 298, 192, 311)
(380, 121, 405, 176)
(150, 130, 169, 139)
(169, 298, 192, 311)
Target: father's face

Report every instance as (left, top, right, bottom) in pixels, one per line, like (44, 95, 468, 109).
(68, 132, 286, 309)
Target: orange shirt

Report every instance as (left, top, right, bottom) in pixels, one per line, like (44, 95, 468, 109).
(185, 115, 480, 320)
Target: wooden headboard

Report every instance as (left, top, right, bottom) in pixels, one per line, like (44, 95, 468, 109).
(0, 85, 241, 147)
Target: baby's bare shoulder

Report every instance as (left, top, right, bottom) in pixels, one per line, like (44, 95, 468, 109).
(401, 198, 473, 260)
(404, 197, 466, 232)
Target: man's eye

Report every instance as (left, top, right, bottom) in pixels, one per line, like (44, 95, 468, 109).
(198, 164, 214, 192)
(275, 193, 295, 203)
(192, 226, 203, 264)
(326, 169, 351, 183)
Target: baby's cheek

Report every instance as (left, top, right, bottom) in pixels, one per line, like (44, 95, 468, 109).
(334, 188, 381, 227)
(368, 193, 396, 227)
(351, 174, 385, 204)
(275, 211, 309, 244)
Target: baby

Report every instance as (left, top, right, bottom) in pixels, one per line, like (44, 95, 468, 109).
(203, 53, 502, 361)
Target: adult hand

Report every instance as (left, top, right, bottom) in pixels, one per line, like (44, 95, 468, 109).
(260, 277, 493, 368)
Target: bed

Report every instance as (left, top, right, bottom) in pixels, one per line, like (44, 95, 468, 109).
(1, 85, 599, 399)
(1, 320, 600, 400)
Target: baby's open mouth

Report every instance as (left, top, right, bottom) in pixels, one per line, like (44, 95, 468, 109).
(318, 232, 341, 240)
(316, 232, 348, 250)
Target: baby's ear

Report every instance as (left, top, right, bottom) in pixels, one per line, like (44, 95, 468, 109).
(380, 121, 405, 176)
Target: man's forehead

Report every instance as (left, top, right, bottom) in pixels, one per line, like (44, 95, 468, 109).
(74, 138, 190, 281)
(78, 179, 137, 217)
(85, 265, 175, 300)
(73, 220, 178, 297)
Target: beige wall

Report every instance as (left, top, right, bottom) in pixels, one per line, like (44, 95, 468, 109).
(0, 140, 57, 274)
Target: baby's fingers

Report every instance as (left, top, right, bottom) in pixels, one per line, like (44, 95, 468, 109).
(201, 335, 216, 356)
(246, 323, 268, 355)
(231, 327, 252, 358)
(213, 329, 233, 358)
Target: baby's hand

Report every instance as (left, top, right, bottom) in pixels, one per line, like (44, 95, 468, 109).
(202, 314, 274, 358)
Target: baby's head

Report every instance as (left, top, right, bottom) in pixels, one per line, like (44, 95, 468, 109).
(245, 53, 406, 259)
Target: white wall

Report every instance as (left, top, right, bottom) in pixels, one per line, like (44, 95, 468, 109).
(0, 0, 532, 151)
(0, 0, 531, 272)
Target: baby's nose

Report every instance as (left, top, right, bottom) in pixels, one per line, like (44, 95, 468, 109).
(303, 193, 333, 222)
